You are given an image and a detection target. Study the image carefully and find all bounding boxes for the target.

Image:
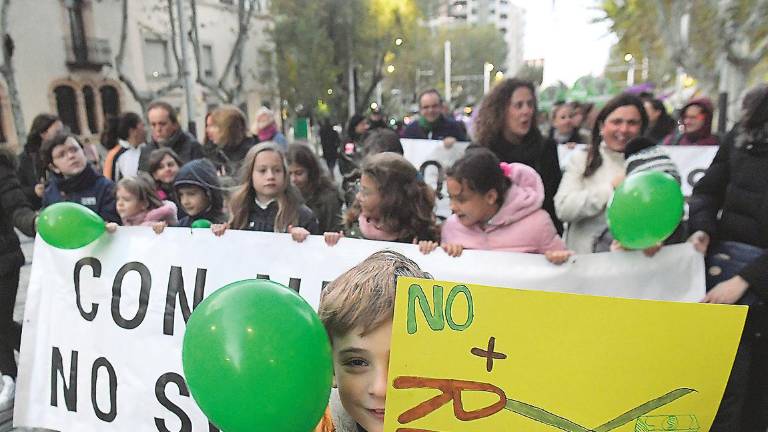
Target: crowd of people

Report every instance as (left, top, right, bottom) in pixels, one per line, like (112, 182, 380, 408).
(0, 77, 767, 431)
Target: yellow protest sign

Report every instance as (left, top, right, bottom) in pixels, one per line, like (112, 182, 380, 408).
(384, 278, 747, 432)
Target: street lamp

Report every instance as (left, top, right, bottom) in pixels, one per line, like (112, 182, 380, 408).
(624, 53, 636, 86)
(483, 62, 494, 94)
(395, 37, 403, 46)
(387, 64, 396, 73)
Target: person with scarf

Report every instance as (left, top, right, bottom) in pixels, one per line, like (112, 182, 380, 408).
(137, 101, 204, 172)
(40, 133, 119, 223)
(251, 107, 287, 151)
(402, 89, 467, 141)
(664, 97, 720, 146)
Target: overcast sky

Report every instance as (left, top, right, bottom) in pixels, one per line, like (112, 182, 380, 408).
(515, 0, 617, 86)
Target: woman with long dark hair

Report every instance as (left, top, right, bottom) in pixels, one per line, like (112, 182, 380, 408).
(473, 78, 563, 233)
(286, 144, 342, 233)
(554, 93, 648, 253)
(643, 98, 676, 144)
(16, 114, 63, 209)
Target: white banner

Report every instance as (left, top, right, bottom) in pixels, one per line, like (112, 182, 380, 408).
(401, 140, 719, 202)
(557, 144, 718, 196)
(16, 228, 704, 431)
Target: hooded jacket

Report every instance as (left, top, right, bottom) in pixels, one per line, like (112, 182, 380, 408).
(173, 159, 227, 227)
(441, 163, 565, 253)
(664, 98, 719, 146)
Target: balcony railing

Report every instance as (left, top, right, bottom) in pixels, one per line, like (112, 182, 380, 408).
(64, 37, 112, 70)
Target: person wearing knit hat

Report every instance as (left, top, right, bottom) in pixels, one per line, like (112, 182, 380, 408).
(593, 136, 684, 253)
(624, 136, 681, 183)
(663, 97, 720, 146)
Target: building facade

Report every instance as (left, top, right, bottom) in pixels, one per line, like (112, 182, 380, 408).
(0, 0, 277, 151)
(437, 0, 525, 76)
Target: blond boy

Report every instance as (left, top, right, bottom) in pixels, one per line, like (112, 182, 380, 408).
(316, 251, 431, 432)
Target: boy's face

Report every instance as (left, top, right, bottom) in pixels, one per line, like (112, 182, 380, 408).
(50, 137, 87, 177)
(178, 186, 209, 216)
(332, 320, 392, 432)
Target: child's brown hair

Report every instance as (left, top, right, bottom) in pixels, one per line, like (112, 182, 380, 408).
(345, 152, 438, 241)
(228, 142, 304, 232)
(318, 250, 431, 339)
(116, 173, 164, 210)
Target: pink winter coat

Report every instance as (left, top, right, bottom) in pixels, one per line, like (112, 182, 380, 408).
(441, 163, 566, 254)
(122, 200, 178, 227)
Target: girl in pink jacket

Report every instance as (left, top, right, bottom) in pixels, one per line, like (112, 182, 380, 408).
(105, 174, 178, 233)
(436, 148, 571, 263)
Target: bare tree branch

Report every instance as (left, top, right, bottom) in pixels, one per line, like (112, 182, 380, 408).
(0, 0, 27, 146)
(747, 34, 768, 65)
(189, 0, 237, 102)
(167, 0, 183, 77)
(654, 0, 718, 91)
(217, 0, 256, 95)
(115, 0, 185, 113)
(357, 51, 385, 113)
(742, 0, 768, 37)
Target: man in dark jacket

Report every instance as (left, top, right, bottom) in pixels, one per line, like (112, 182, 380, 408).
(0, 147, 36, 400)
(403, 89, 467, 141)
(138, 101, 204, 172)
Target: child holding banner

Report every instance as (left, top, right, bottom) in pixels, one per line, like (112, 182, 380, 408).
(426, 148, 570, 263)
(315, 250, 432, 432)
(40, 132, 120, 223)
(324, 152, 438, 246)
(105, 174, 178, 233)
(212, 142, 319, 241)
(173, 158, 227, 227)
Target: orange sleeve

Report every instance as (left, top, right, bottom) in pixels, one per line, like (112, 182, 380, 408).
(314, 406, 335, 432)
(103, 146, 121, 180)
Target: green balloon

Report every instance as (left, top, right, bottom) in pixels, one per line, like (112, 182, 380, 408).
(190, 219, 212, 229)
(607, 171, 684, 250)
(182, 279, 333, 432)
(37, 202, 106, 249)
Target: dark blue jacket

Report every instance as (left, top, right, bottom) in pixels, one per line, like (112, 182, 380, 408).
(402, 115, 467, 141)
(42, 165, 120, 223)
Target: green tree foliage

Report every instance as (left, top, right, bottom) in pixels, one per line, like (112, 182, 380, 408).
(598, 0, 768, 103)
(271, 0, 507, 120)
(271, 0, 421, 121)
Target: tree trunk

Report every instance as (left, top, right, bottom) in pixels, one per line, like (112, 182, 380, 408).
(0, 0, 26, 148)
(719, 59, 749, 129)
